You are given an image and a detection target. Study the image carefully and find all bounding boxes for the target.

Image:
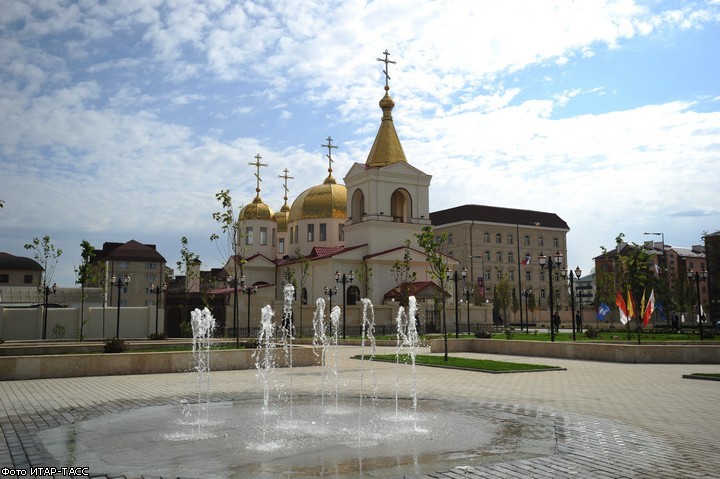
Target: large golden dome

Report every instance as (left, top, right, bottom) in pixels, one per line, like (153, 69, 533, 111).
(288, 176, 346, 222)
(239, 196, 275, 221)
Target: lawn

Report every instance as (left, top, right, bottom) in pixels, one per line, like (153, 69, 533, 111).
(366, 353, 562, 372)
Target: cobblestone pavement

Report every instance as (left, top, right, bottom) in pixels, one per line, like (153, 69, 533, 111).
(1, 346, 719, 478)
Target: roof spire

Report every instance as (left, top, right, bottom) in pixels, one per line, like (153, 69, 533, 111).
(321, 136, 338, 184)
(278, 168, 293, 211)
(248, 153, 268, 202)
(377, 49, 396, 92)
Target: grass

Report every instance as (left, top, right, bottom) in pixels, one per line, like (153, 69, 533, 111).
(365, 353, 562, 372)
(689, 373, 720, 378)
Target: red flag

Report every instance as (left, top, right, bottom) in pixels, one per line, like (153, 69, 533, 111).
(643, 289, 655, 326)
(616, 291, 629, 325)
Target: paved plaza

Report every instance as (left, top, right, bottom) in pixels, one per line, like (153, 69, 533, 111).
(1, 345, 719, 478)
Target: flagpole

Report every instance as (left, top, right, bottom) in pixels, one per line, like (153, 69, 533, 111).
(635, 290, 642, 345)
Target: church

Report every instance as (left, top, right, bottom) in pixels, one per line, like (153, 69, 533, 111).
(223, 52, 456, 335)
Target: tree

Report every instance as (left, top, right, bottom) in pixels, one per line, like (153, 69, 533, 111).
(416, 225, 450, 360)
(390, 239, 417, 308)
(494, 273, 513, 327)
(294, 248, 310, 337)
(177, 236, 201, 337)
(75, 240, 104, 341)
(25, 236, 62, 286)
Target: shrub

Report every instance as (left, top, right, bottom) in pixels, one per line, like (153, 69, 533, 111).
(585, 326, 599, 339)
(52, 323, 67, 340)
(504, 328, 514, 340)
(103, 338, 128, 353)
(148, 332, 167, 340)
(701, 328, 717, 340)
(475, 329, 492, 339)
(179, 320, 193, 338)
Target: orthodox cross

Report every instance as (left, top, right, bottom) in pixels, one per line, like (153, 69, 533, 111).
(377, 49, 396, 89)
(248, 153, 267, 197)
(278, 168, 294, 205)
(321, 136, 338, 177)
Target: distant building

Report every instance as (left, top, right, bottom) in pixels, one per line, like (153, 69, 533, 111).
(0, 252, 43, 287)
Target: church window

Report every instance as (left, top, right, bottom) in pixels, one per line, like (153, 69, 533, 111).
(272, 228, 276, 247)
(320, 223, 327, 241)
(307, 224, 314, 242)
(246, 227, 254, 245)
(351, 189, 365, 224)
(294, 226, 299, 244)
(278, 238, 285, 254)
(260, 227, 268, 245)
(339, 224, 345, 241)
(390, 188, 410, 222)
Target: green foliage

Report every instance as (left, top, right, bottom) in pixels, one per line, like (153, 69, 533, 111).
(504, 327, 514, 339)
(179, 319, 193, 338)
(370, 354, 560, 372)
(52, 323, 66, 340)
(475, 329, 492, 339)
(585, 326, 599, 339)
(103, 338, 128, 353)
(24, 235, 62, 284)
(390, 239, 417, 308)
(494, 273, 513, 325)
(148, 332, 167, 340)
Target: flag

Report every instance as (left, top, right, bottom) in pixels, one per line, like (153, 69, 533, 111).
(521, 254, 531, 265)
(655, 300, 665, 320)
(643, 289, 655, 326)
(627, 290, 635, 320)
(616, 291, 629, 325)
(640, 290, 646, 318)
(654, 263, 661, 275)
(597, 303, 611, 321)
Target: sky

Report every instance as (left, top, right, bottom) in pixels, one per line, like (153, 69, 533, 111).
(1, 0, 719, 288)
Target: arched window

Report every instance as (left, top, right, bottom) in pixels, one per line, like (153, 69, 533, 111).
(351, 189, 365, 224)
(390, 188, 411, 223)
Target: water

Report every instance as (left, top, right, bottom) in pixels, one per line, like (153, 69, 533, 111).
(190, 307, 216, 437)
(394, 296, 420, 426)
(280, 284, 295, 419)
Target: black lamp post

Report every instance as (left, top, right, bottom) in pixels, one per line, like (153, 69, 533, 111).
(111, 274, 130, 338)
(522, 288, 532, 333)
(324, 285, 338, 312)
(149, 282, 167, 336)
(451, 267, 467, 338)
(441, 267, 451, 361)
(227, 274, 241, 347)
(561, 265, 582, 341)
(538, 250, 563, 342)
(37, 282, 58, 340)
(335, 270, 355, 339)
(241, 274, 258, 338)
(687, 268, 708, 341)
(463, 286, 473, 334)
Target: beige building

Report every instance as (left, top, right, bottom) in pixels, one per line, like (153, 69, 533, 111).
(0, 252, 43, 287)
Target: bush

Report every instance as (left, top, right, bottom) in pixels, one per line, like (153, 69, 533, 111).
(52, 323, 67, 340)
(179, 320, 193, 338)
(585, 326, 599, 339)
(701, 328, 717, 340)
(504, 328, 514, 340)
(475, 329, 492, 339)
(148, 332, 167, 340)
(103, 338, 128, 353)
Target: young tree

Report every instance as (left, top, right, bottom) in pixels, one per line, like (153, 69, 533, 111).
(177, 236, 201, 337)
(75, 240, 104, 341)
(494, 273, 513, 327)
(294, 248, 310, 337)
(416, 225, 451, 360)
(390, 239, 417, 308)
(25, 236, 62, 340)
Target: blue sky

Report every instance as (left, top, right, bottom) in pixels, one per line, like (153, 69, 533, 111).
(1, 0, 719, 288)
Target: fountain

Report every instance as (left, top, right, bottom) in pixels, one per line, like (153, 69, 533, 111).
(35, 296, 557, 478)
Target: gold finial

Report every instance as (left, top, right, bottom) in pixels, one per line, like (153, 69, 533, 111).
(377, 49, 396, 91)
(321, 136, 338, 183)
(248, 153, 268, 199)
(278, 168, 294, 207)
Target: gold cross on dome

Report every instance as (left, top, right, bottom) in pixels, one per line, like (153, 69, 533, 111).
(321, 136, 338, 176)
(377, 49, 396, 89)
(278, 168, 293, 204)
(248, 153, 268, 196)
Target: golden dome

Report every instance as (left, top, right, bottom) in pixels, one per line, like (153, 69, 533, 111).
(274, 205, 290, 232)
(365, 88, 407, 168)
(239, 196, 275, 221)
(288, 176, 347, 222)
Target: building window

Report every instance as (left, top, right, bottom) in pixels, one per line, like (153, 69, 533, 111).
(496, 251, 502, 262)
(509, 271, 514, 280)
(307, 224, 315, 242)
(146, 274, 156, 283)
(272, 228, 276, 247)
(145, 299, 155, 306)
(0, 274, 8, 283)
(339, 224, 345, 241)
(260, 227, 268, 245)
(117, 261, 129, 269)
(508, 234, 513, 245)
(484, 233, 490, 243)
(246, 227, 254, 245)
(540, 271, 546, 281)
(538, 237, 544, 247)
(484, 271, 491, 280)
(279, 238, 285, 254)
(524, 235, 531, 246)
(540, 289, 546, 299)
(484, 251, 490, 261)
(448, 233, 453, 245)
(146, 263, 157, 270)
(320, 223, 327, 241)
(289, 227, 293, 244)
(24, 275, 34, 284)
(525, 271, 531, 281)
(496, 271, 503, 280)
(553, 237, 559, 248)
(495, 233, 502, 244)
(294, 226, 299, 244)
(508, 251, 514, 263)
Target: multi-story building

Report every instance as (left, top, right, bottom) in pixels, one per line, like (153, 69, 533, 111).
(429, 205, 571, 311)
(0, 252, 43, 287)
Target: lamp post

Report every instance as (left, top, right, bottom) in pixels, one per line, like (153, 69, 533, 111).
(37, 282, 58, 340)
(687, 268, 708, 341)
(149, 282, 167, 336)
(561, 266, 582, 341)
(522, 288, 532, 333)
(242, 275, 258, 338)
(451, 267, 467, 338)
(538, 250, 563, 342)
(324, 285, 338, 313)
(645, 232, 670, 324)
(463, 286, 473, 334)
(227, 273, 241, 347)
(516, 221, 539, 337)
(111, 274, 130, 338)
(335, 270, 354, 339)
(442, 267, 451, 361)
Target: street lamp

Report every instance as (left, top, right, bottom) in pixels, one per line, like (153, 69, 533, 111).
(335, 270, 355, 339)
(451, 267, 467, 338)
(324, 285, 338, 313)
(149, 282, 167, 336)
(522, 288, 532, 333)
(516, 221, 539, 337)
(37, 281, 58, 340)
(463, 285, 473, 334)
(242, 275, 258, 338)
(111, 274, 130, 338)
(687, 268, 708, 340)
(561, 266, 582, 341)
(441, 267, 451, 361)
(227, 273, 241, 347)
(538, 250, 563, 342)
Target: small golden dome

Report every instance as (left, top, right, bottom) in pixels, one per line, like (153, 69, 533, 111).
(365, 91, 407, 167)
(274, 206, 290, 232)
(239, 196, 275, 221)
(288, 177, 347, 222)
